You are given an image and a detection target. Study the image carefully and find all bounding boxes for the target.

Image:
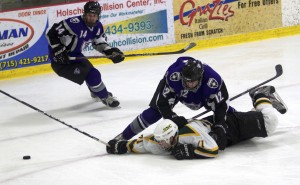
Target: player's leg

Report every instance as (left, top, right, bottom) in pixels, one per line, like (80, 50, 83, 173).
(114, 107, 163, 140)
(225, 111, 267, 146)
(85, 67, 119, 107)
(249, 85, 287, 114)
(250, 86, 286, 135)
(51, 59, 119, 107)
(113, 78, 169, 140)
(51, 61, 90, 85)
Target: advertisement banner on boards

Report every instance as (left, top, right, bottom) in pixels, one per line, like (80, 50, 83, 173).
(173, 0, 282, 43)
(0, 8, 49, 72)
(0, 0, 174, 73)
(47, 0, 175, 57)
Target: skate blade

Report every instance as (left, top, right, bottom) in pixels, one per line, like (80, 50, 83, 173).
(273, 91, 288, 114)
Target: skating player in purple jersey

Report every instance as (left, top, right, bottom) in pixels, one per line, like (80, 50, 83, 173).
(46, 1, 124, 107)
(111, 56, 236, 150)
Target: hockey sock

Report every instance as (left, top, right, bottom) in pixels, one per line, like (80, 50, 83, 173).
(86, 68, 109, 99)
(252, 93, 272, 110)
(122, 108, 162, 139)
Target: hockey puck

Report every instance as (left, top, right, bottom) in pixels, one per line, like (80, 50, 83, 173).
(23, 155, 31, 160)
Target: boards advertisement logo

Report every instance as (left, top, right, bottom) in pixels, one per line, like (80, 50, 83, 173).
(178, 0, 235, 27)
(0, 18, 34, 58)
(173, 0, 282, 43)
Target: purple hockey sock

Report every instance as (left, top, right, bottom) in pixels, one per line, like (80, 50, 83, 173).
(86, 68, 108, 99)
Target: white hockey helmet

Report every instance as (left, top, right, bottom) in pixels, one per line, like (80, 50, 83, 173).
(154, 119, 179, 150)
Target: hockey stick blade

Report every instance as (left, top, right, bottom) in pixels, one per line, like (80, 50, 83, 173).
(275, 64, 283, 77)
(125, 42, 196, 57)
(191, 64, 283, 119)
(179, 42, 197, 53)
(79, 42, 197, 59)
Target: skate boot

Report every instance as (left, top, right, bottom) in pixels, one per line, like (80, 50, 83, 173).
(90, 91, 98, 99)
(101, 92, 120, 108)
(91, 92, 120, 107)
(249, 86, 287, 114)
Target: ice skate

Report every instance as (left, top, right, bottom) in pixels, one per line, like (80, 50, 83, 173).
(249, 86, 287, 114)
(101, 92, 120, 108)
(91, 92, 120, 108)
(90, 91, 98, 99)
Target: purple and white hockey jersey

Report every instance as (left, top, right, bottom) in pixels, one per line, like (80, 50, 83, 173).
(154, 56, 235, 125)
(46, 15, 110, 61)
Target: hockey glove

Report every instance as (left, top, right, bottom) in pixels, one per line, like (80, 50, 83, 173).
(209, 123, 228, 150)
(106, 139, 128, 154)
(171, 116, 188, 128)
(171, 144, 195, 160)
(52, 45, 69, 64)
(103, 47, 124, 63)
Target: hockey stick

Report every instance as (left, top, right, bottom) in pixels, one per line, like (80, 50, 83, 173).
(0, 90, 108, 146)
(191, 64, 283, 119)
(78, 42, 196, 59)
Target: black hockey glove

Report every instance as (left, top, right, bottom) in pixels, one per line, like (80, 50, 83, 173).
(52, 45, 69, 64)
(106, 139, 128, 154)
(171, 144, 195, 160)
(171, 116, 188, 128)
(209, 123, 228, 150)
(103, 47, 124, 63)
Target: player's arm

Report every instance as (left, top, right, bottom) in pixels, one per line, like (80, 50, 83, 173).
(208, 80, 230, 125)
(171, 124, 219, 160)
(172, 142, 219, 160)
(46, 20, 75, 63)
(92, 28, 124, 63)
(205, 80, 230, 150)
(193, 133, 219, 159)
(92, 32, 110, 53)
(46, 20, 74, 49)
(107, 135, 167, 155)
(154, 78, 188, 128)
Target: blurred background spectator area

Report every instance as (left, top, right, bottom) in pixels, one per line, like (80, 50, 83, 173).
(0, 0, 88, 12)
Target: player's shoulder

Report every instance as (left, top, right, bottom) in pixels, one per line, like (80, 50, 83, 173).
(64, 15, 83, 25)
(94, 21, 104, 36)
(166, 57, 189, 82)
(95, 21, 104, 29)
(202, 64, 222, 88)
(179, 124, 198, 135)
(179, 121, 211, 137)
(63, 16, 86, 33)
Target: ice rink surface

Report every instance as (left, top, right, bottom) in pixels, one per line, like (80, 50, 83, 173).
(1, 35, 300, 185)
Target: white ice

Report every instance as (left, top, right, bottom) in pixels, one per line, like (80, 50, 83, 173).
(1, 35, 300, 185)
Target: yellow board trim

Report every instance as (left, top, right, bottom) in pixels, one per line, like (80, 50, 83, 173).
(1, 25, 300, 80)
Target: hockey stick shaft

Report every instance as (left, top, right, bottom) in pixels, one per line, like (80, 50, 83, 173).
(192, 64, 283, 119)
(78, 42, 196, 59)
(0, 90, 108, 146)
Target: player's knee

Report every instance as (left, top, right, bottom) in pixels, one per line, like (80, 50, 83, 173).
(86, 68, 102, 85)
(141, 107, 162, 123)
(89, 67, 101, 78)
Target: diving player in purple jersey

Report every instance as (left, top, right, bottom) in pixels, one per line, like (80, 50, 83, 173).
(46, 1, 124, 108)
(111, 56, 235, 150)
